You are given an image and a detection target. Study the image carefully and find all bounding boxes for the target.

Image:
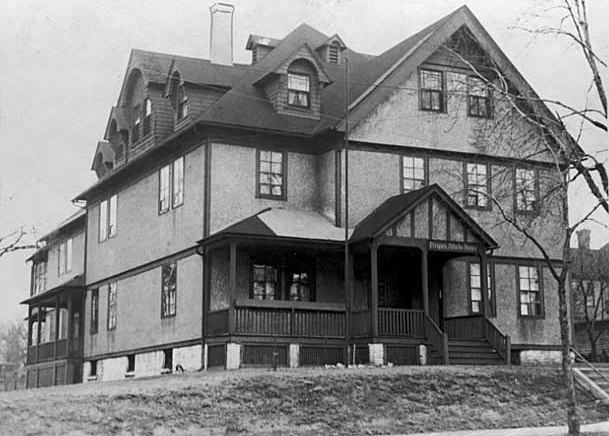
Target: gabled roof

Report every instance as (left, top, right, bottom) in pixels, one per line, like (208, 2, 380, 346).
(246, 34, 280, 50)
(350, 184, 499, 249)
(20, 275, 85, 305)
(103, 106, 129, 140)
(165, 54, 249, 90)
(201, 208, 349, 244)
(316, 34, 347, 50)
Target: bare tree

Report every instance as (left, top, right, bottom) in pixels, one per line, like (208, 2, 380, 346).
(0, 228, 37, 260)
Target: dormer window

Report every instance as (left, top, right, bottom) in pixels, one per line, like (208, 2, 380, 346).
(142, 98, 153, 136)
(328, 42, 340, 64)
(287, 73, 310, 108)
(177, 85, 189, 121)
(132, 104, 141, 143)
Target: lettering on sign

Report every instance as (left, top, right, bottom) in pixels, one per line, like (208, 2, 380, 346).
(428, 240, 478, 253)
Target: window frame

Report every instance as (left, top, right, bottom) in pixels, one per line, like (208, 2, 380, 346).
(90, 288, 99, 335)
(58, 237, 73, 276)
(287, 72, 311, 109)
(464, 162, 491, 210)
(250, 256, 315, 302)
(256, 149, 287, 200)
(33, 260, 47, 295)
(107, 282, 117, 330)
(142, 98, 153, 137)
(98, 194, 118, 242)
(467, 76, 493, 119)
(467, 260, 496, 317)
(517, 264, 544, 318)
(514, 167, 540, 214)
(419, 68, 445, 113)
(132, 104, 141, 144)
(401, 155, 428, 193)
(161, 262, 177, 318)
(158, 156, 185, 214)
(177, 84, 189, 122)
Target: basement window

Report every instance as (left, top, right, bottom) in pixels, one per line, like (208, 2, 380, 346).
(126, 354, 135, 373)
(89, 360, 98, 377)
(163, 349, 173, 372)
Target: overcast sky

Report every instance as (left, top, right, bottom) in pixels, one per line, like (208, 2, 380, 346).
(0, 0, 607, 324)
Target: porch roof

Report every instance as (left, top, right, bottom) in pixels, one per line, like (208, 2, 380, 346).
(201, 208, 351, 245)
(351, 184, 499, 249)
(21, 275, 84, 306)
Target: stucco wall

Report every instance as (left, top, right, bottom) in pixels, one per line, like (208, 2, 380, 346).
(86, 146, 205, 284)
(209, 143, 316, 234)
(350, 63, 553, 164)
(316, 150, 336, 223)
(44, 230, 85, 291)
(84, 254, 202, 358)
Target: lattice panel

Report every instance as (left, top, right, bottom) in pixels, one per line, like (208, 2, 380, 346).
(300, 346, 345, 366)
(354, 344, 370, 365)
(385, 345, 418, 365)
(207, 344, 226, 368)
(242, 345, 288, 366)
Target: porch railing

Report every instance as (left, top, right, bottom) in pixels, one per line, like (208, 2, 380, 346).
(209, 300, 346, 338)
(444, 315, 510, 363)
(424, 315, 449, 364)
(378, 308, 425, 337)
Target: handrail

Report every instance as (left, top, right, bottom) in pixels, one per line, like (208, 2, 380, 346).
(571, 347, 609, 386)
(424, 314, 449, 364)
(234, 298, 345, 312)
(481, 317, 510, 364)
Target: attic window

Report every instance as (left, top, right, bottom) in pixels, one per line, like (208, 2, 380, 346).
(419, 69, 444, 112)
(142, 98, 153, 136)
(287, 73, 310, 108)
(177, 85, 189, 121)
(132, 104, 141, 143)
(328, 42, 340, 64)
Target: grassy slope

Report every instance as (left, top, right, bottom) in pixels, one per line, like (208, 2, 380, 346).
(0, 366, 607, 435)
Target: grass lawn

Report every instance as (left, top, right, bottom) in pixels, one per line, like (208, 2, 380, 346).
(0, 365, 607, 435)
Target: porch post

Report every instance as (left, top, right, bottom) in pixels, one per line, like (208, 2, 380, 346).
(370, 243, 379, 339)
(479, 249, 488, 317)
(228, 242, 238, 338)
(66, 294, 73, 354)
(54, 296, 60, 359)
(27, 306, 33, 364)
(421, 247, 429, 316)
(35, 303, 41, 363)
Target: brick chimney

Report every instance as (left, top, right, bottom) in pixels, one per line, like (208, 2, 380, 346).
(209, 3, 234, 65)
(576, 229, 591, 250)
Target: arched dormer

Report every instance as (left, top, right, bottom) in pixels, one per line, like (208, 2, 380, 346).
(91, 142, 114, 179)
(167, 71, 189, 125)
(104, 109, 129, 167)
(254, 44, 331, 120)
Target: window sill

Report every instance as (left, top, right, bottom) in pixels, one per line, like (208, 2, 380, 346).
(518, 314, 545, 320)
(87, 375, 98, 382)
(464, 205, 492, 212)
(256, 193, 287, 201)
(124, 371, 135, 378)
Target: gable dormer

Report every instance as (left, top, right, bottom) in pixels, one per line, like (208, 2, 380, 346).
(254, 44, 331, 120)
(246, 34, 279, 64)
(316, 34, 347, 65)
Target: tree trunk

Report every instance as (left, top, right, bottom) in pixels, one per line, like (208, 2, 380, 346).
(558, 278, 580, 435)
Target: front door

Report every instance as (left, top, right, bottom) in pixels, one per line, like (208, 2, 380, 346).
(428, 255, 445, 328)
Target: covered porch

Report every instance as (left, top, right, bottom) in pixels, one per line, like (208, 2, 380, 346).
(22, 276, 85, 387)
(199, 185, 511, 367)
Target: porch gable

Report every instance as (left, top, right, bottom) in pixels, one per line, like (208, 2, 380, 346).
(352, 184, 498, 250)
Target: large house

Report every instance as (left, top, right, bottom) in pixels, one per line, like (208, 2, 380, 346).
(23, 3, 573, 387)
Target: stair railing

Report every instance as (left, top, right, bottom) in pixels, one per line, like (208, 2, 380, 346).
(571, 347, 609, 386)
(424, 314, 449, 365)
(481, 317, 511, 365)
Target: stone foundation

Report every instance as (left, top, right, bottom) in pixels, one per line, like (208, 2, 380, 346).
(369, 343, 384, 366)
(226, 343, 241, 369)
(289, 344, 299, 368)
(519, 349, 561, 364)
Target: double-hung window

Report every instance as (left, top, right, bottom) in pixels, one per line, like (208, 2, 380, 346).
(159, 157, 184, 214)
(468, 77, 492, 118)
(287, 73, 310, 108)
(515, 168, 538, 212)
(251, 257, 314, 301)
(132, 104, 141, 144)
(107, 282, 117, 330)
(519, 265, 543, 317)
(177, 85, 189, 121)
(33, 261, 47, 295)
(99, 194, 117, 241)
(142, 98, 153, 136)
(90, 288, 99, 334)
(401, 156, 426, 192)
(465, 163, 489, 209)
(420, 69, 444, 112)
(161, 262, 177, 318)
(58, 238, 73, 276)
(469, 262, 495, 316)
(257, 150, 285, 199)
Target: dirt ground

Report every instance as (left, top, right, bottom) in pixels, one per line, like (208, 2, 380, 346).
(0, 365, 607, 435)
